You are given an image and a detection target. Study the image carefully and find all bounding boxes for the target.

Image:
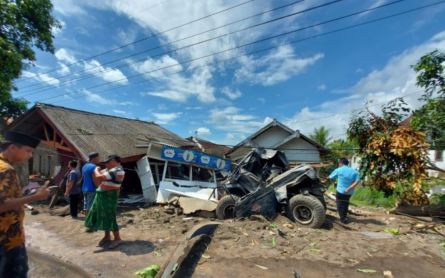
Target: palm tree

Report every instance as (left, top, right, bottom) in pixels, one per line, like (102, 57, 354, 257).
(309, 126, 332, 147)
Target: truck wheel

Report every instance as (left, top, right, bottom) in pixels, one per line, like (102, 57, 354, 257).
(287, 195, 326, 228)
(216, 195, 240, 220)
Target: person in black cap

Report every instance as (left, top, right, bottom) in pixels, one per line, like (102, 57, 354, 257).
(0, 131, 50, 277)
(81, 151, 100, 218)
(85, 154, 125, 249)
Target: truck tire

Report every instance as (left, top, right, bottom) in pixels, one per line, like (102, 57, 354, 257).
(287, 195, 326, 228)
(216, 195, 240, 220)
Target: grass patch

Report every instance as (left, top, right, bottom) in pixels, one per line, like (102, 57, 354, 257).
(430, 194, 445, 205)
(350, 186, 396, 208)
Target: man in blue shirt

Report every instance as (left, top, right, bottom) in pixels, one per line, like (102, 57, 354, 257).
(82, 152, 100, 216)
(328, 158, 360, 224)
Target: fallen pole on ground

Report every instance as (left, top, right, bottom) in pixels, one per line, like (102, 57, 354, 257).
(158, 221, 221, 278)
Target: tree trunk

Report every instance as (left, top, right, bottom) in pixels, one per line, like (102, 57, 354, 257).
(392, 204, 445, 217)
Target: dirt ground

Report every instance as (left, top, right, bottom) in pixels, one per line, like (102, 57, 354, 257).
(25, 200, 445, 278)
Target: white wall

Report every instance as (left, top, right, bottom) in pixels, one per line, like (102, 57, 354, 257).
(279, 138, 320, 162)
(252, 126, 290, 147)
(428, 150, 445, 177)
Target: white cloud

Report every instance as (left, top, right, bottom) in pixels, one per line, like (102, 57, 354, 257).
(54, 0, 86, 16)
(196, 127, 212, 137)
(112, 109, 127, 115)
(152, 112, 182, 124)
(146, 90, 187, 102)
(82, 90, 133, 106)
(84, 60, 129, 84)
(62, 1, 320, 104)
(236, 45, 324, 86)
(357, 0, 387, 18)
(221, 87, 242, 100)
(134, 55, 215, 103)
(52, 19, 66, 36)
(209, 106, 264, 135)
(83, 90, 114, 105)
(284, 31, 445, 139)
(22, 71, 60, 86)
(57, 63, 70, 75)
(55, 48, 77, 64)
(317, 84, 327, 91)
(186, 106, 202, 110)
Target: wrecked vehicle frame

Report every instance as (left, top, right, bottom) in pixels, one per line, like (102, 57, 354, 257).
(217, 148, 326, 228)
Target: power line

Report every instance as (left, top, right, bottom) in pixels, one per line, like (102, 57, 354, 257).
(19, 0, 343, 96)
(32, 0, 416, 102)
(48, 88, 427, 148)
(17, 0, 307, 92)
(19, 0, 259, 82)
(39, 1, 443, 104)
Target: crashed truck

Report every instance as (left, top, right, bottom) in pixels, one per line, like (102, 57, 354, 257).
(217, 148, 326, 228)
(152, 146, 326, 228)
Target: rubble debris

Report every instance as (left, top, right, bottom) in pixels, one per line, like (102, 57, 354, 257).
(360, 232, 393, 239)
(356, 268, 377, 273)
(118, 195, 145, 205)
(254, 264, 268, 270)
(283, 223, 294, 229)
(178, 197, 217, 214)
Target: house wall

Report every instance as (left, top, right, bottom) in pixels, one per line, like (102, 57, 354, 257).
(31, 144, 62, 177)
(350, 155, 361, 171)
(252, 126, 290, 147)
(226, 147, 250, 162)
(227, 127, 292, 161)
(279, 138, 320, 162)
(428, 150, 445, 177)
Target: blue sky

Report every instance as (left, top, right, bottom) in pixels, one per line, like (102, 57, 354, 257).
(13, 0, 445, 145)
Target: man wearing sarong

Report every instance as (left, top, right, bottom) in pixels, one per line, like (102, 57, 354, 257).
(85, 154, 125, 249)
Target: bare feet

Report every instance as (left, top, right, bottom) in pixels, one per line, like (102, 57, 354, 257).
(107, 240, 122, 249)
(97, 237, 111, 247)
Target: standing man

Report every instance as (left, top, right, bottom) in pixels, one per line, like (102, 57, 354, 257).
(64, 160, 81, 219)
(0, 131, 50, 277)
(82, 152, 99, 216)
(328, 158, 360, 224)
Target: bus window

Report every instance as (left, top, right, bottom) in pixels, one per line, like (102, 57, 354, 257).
(165, 162, 190, 181)
(192, 167, 214, 183)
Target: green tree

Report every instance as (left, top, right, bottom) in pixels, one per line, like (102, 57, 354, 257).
(327, 138, 357, 161)
(413, 50, 445, 100)
(0, 0, 59, 119)
(411, 50, 445, 149)
(309, 126, 332, 147)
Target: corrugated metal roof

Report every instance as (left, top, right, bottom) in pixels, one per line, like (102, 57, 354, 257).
(8, 103, 193, 160)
